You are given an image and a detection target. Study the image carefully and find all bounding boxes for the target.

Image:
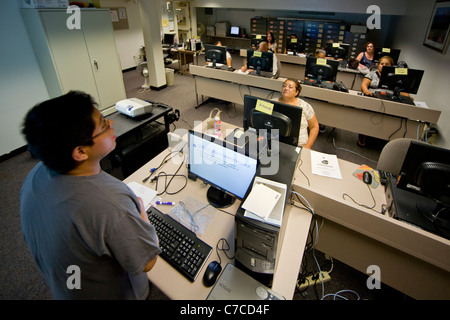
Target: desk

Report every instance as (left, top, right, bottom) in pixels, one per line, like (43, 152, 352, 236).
(123, 121, 312, 299)
(176, 48, 203, 74)
(239, 49, 364, 90)
(206, 36, 251, 51)
(189, 65, 441, 141)
(292, 148, 450, 299)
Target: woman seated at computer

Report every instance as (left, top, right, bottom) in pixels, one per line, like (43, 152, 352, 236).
(356, 41, 375, 74)
(267, 31, 277, 52)
(274, 78, 319, 149)
(215, 41, 232, 67)
(358, 56, 411, 147)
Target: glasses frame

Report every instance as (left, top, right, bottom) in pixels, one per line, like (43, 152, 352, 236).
(92, 117, 111, 139)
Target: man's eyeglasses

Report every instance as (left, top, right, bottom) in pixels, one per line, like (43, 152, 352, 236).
(92, 117, 111, 139)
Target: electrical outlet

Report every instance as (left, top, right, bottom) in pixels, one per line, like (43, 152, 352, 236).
(297, 271, 331, 290)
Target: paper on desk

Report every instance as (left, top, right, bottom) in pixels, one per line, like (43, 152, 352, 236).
(127, 181, 158, 210)
(414, 101, 429, 109)
(242, 183, 282, 220)
(310, 150, 342, 179)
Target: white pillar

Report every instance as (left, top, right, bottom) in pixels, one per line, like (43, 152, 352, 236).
(138, 0, 166, 89)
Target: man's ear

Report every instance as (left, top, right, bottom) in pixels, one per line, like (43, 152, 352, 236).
(72, 146, 89, 162)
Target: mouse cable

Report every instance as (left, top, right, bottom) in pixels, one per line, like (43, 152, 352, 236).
(215, 238, 234, 266)
(142, 150, 182, 183)
(342, 184, 381, 214)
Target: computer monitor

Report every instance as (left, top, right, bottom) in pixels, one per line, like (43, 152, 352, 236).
(243, 94, 302, 148)
(286, 38, 305, 54)
(325, 42, 350, 60)
(304, 57, 340, 83)
(163, 33, 175, 46)
(250, 34, 268, 48)
(230, 26, 240, 36)
(246, 50, 273, 76)
(378, 66, 424, 96)
(188, 131, 258, 208)
(204, 44, 228, 68)
(373, 47, 401, 64)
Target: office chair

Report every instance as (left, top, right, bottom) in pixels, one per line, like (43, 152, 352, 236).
(376, 138, 428, 175)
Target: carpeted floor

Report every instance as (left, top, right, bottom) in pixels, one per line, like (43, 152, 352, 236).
(0, 51, 410, 300)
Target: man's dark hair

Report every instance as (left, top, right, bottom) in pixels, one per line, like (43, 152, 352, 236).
(22, 91, 97, 174)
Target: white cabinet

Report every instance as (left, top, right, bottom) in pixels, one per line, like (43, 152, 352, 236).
(21, 9, 126, 114)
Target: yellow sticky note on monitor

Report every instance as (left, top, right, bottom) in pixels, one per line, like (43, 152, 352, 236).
(291, 39, 297, 43)
(253, 51, 262, 57)
(333, 43, 340, 47)
(395, 68, 408, 75)
(255, 99, 274, 115)
(316, 58, 327, 65)
(382, 48, 391, 53)
(256, 35, 262, 39)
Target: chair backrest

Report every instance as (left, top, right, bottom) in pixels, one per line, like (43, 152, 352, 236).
(376, 138, 429, 175)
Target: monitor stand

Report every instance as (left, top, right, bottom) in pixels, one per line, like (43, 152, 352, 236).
(207, 186, 236, 208)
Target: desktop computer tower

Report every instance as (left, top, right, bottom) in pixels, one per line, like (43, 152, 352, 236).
(235, 210, 280, 287)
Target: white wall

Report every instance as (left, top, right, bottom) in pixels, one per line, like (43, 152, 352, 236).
(0, 0, 49, 156)
(391, 0, 450, 148)
(99, 0, 145, 70)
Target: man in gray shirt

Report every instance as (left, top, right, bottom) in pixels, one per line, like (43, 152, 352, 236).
(20, 91, 161, 299)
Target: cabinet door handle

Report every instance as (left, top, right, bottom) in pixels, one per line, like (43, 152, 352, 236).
(94, 60, 99, 70)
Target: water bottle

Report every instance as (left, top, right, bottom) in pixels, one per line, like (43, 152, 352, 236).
(213, 116, 221, 135)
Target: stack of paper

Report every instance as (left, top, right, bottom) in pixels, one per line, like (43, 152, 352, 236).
(242, 183, 282, 220)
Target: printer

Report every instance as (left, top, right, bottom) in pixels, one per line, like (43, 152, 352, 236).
(115, 98, 153, 118)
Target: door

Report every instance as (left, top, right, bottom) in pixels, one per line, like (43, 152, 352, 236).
(82, 11, 126, 110)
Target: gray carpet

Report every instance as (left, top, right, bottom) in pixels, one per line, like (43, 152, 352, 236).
(0, 52, 408, 300)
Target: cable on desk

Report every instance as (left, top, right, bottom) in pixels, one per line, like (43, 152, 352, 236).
(297, 148, 310, 187)
(342, 183, 382, 214)
(216, 238, 234, 266)
(142, 150, 181, 183)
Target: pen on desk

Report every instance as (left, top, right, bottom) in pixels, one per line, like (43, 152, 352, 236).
(156, 201, 175, 205)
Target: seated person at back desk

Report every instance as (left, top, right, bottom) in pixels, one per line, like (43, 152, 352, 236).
(356, 41, 375, 74)
(315, 49, 326, 58)
(215, 41, 232, 67)
(274, 78, 319, 149)
(241, 41, 280, 78)
(361, 55, 411, 99)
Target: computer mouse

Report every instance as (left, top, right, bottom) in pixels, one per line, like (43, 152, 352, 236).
(363, 171, 372, 184)
(202, 261, 222, 287)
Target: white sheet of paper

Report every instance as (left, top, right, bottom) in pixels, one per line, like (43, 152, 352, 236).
(127, 181, 158, 210)
(242, 183, 281, 220)
(310, 150, 342, 180)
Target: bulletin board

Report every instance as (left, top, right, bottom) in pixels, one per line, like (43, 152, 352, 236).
(109, 7, 129, 30)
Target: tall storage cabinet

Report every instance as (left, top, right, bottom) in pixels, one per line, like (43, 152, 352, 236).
(21, 9, 126, 114)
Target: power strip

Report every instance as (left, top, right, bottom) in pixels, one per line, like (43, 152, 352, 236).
(297, 271, 331, 290)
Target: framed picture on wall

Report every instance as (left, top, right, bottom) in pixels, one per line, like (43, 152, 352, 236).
(423, 1, 450, 54)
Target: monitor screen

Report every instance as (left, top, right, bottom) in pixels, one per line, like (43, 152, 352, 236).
(163, 33, 175, 45)
(286, 38, 305, 54)
(304, 57, 340, 82)
(188, 131, 258, 208)
(246, 50, 273, 75)
(243, 94, 302, 147)
(325, 42, 350, 60)
(378, 66, 424, 95)
(204, 44, 228, 67)
(250, 34, 268, 47)
(373, 48, 401, 64)
(230, 26, 240, 35)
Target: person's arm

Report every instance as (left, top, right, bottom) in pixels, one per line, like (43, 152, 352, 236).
(361, 78, 373, 96)
(137, 197, 159, 272)
(303, 114, 319, 149)
(356, 52, 366, 68)
(144, 255, 158, 272)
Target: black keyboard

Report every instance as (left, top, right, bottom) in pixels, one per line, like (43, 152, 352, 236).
(147, 206, 212, 282)
(374, 92, 415, 105)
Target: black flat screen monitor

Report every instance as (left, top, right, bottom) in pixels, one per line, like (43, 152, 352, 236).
(286, 38, 305, 54)
(250, 34, 268, 47)
(304, 57, 340, 82)
(204, 44, 228, 68)
(243, 94, 302, 148)
(163, 33, 175, 46)
(373, 48, 401, 64)
(378, 66, 424, 95)
(247, 50, 273, 76)
(325, 42, 350, 60)
(188, 131, 258, 208)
